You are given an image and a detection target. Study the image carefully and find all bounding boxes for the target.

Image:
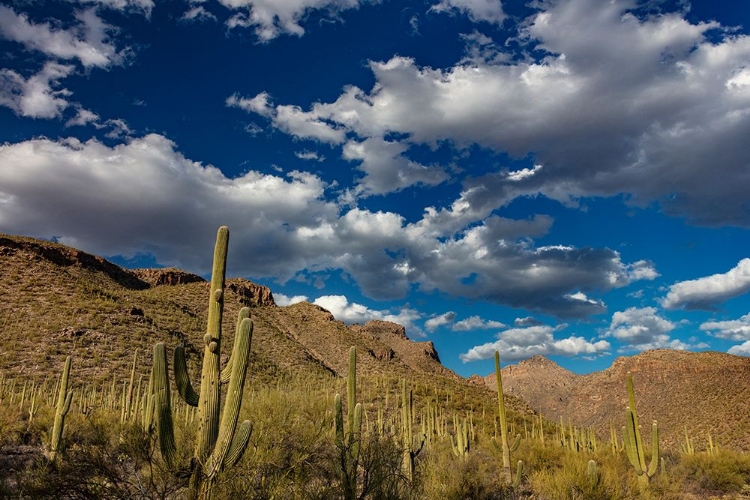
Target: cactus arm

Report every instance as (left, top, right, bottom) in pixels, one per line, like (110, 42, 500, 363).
(153, 343, 177, 467)
(513, 460, 524, 488)
(510, 433, 521, 452)
(49, 356, 73, 461)
(334, 393, 344, 448)
(647, 420, 659, 477)
(626, 372, 647, 472)
(347, 347, 356, 436)
(174, 346, 200, 407)
(204, 316, 253, 478)
(624, 407, 642, 474)
(223, 420, 253, 469)
(220, 307, 251, 384)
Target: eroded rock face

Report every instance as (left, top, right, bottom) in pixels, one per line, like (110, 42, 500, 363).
(350, 320, 409, 340)
(132, 268, 205, 287)
(226, 278, 275, 307)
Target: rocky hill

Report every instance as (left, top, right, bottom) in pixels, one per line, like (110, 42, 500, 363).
(484, 350, 750, 452)
(0, 233, 513, 413)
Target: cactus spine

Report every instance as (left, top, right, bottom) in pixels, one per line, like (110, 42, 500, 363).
(49, 356, 73, 462)
(151, 226, 254, 500)
(492, 351, 523, 486)
(623, 371, 659, 486)
(335, 346, 362, 500)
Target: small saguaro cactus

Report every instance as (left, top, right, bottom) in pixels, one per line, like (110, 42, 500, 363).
(492, 351, 523, 486)
(150, 226, 254, 500)
(49, 356, 73, 462)
(623, 371, 659, 487)
(401, 379, 426, 481)
(335, 346, 363, 500)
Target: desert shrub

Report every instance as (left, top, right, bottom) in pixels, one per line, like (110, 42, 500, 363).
(675, 449, 750, 495)
(421, 441, 521, 500)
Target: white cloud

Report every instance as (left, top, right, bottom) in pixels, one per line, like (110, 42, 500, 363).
(603, 306, 704, 351)
(274, 293, 308, 306)
(0, 63, 75, 119)
(295, 150, 324, 161)
(700, 313, 750, 341)
(0, 6, 127, 68)
(66, 107, 101, 127)
(460, 324, 609, 362)
(312, 294, 423, 336)
(182, 6, 217, 22)
(219, 0, 365, 41)
(342, 137, 449, 196)
(514, 316, 543, 327)
(663, 259, 750, 310)
(430, 0, 505, 25)
(0, 134, 655, 318)
(728, 341, 750, 356)
(425, 311, 456, 332)
(244, 0, 750, 226)
(452, 315, 505, 331)
(77, 0, 154, 16)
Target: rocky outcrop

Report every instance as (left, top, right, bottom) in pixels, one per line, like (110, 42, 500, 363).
(226, 278, 275, 307)
(349, 320, 409, 340)
(132, 268, 205, 287)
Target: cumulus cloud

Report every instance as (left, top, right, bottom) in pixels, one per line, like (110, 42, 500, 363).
(342, 137, 450, 196)
(728, 341, 750, 356)
(0, 6, 127, 68)
(0, 63, 75, 119)
(219, 0, 365, 41)
(663, 259, 750, 310)
(425, 311, 456, 332)
(274, 293, 308, 306)
(240, 0, 750, 226)
(700, 313, 750, 341)
(430, 0, 505, 25)
(0, 134, 655, 318)
(603, 306, 705, 351)
(312, 295, 423, 336)
(459, 324, 610, 362)
(452, 315, 505, 331)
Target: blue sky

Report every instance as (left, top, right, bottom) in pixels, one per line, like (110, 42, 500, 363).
(1, 0, 750, 378)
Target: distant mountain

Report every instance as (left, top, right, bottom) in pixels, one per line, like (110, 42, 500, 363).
(484, 350, 750, 452)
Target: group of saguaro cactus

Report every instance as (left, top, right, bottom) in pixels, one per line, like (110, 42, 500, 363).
(150, 226, 254, 500)
(492, 351, 523, 488)
(623, 371, 659, 486)
(335, 346, 363, 500)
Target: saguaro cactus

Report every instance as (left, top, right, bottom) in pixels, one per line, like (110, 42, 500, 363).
(623, 371, 659, 486)
(335, 346, 362, 500)
(49, 356, 73, 462)
(150, 226, 254, 500)
(492, 351, 523, 486)
(401, 379, 426, 480)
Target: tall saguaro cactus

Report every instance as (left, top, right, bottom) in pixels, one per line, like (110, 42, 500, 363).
(335, 346, 363, 500)
(623, 371, 659, 486)
(49, 356, 73, 462)
(151, 226, 254, 500)
(492, 351, 523, 486)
